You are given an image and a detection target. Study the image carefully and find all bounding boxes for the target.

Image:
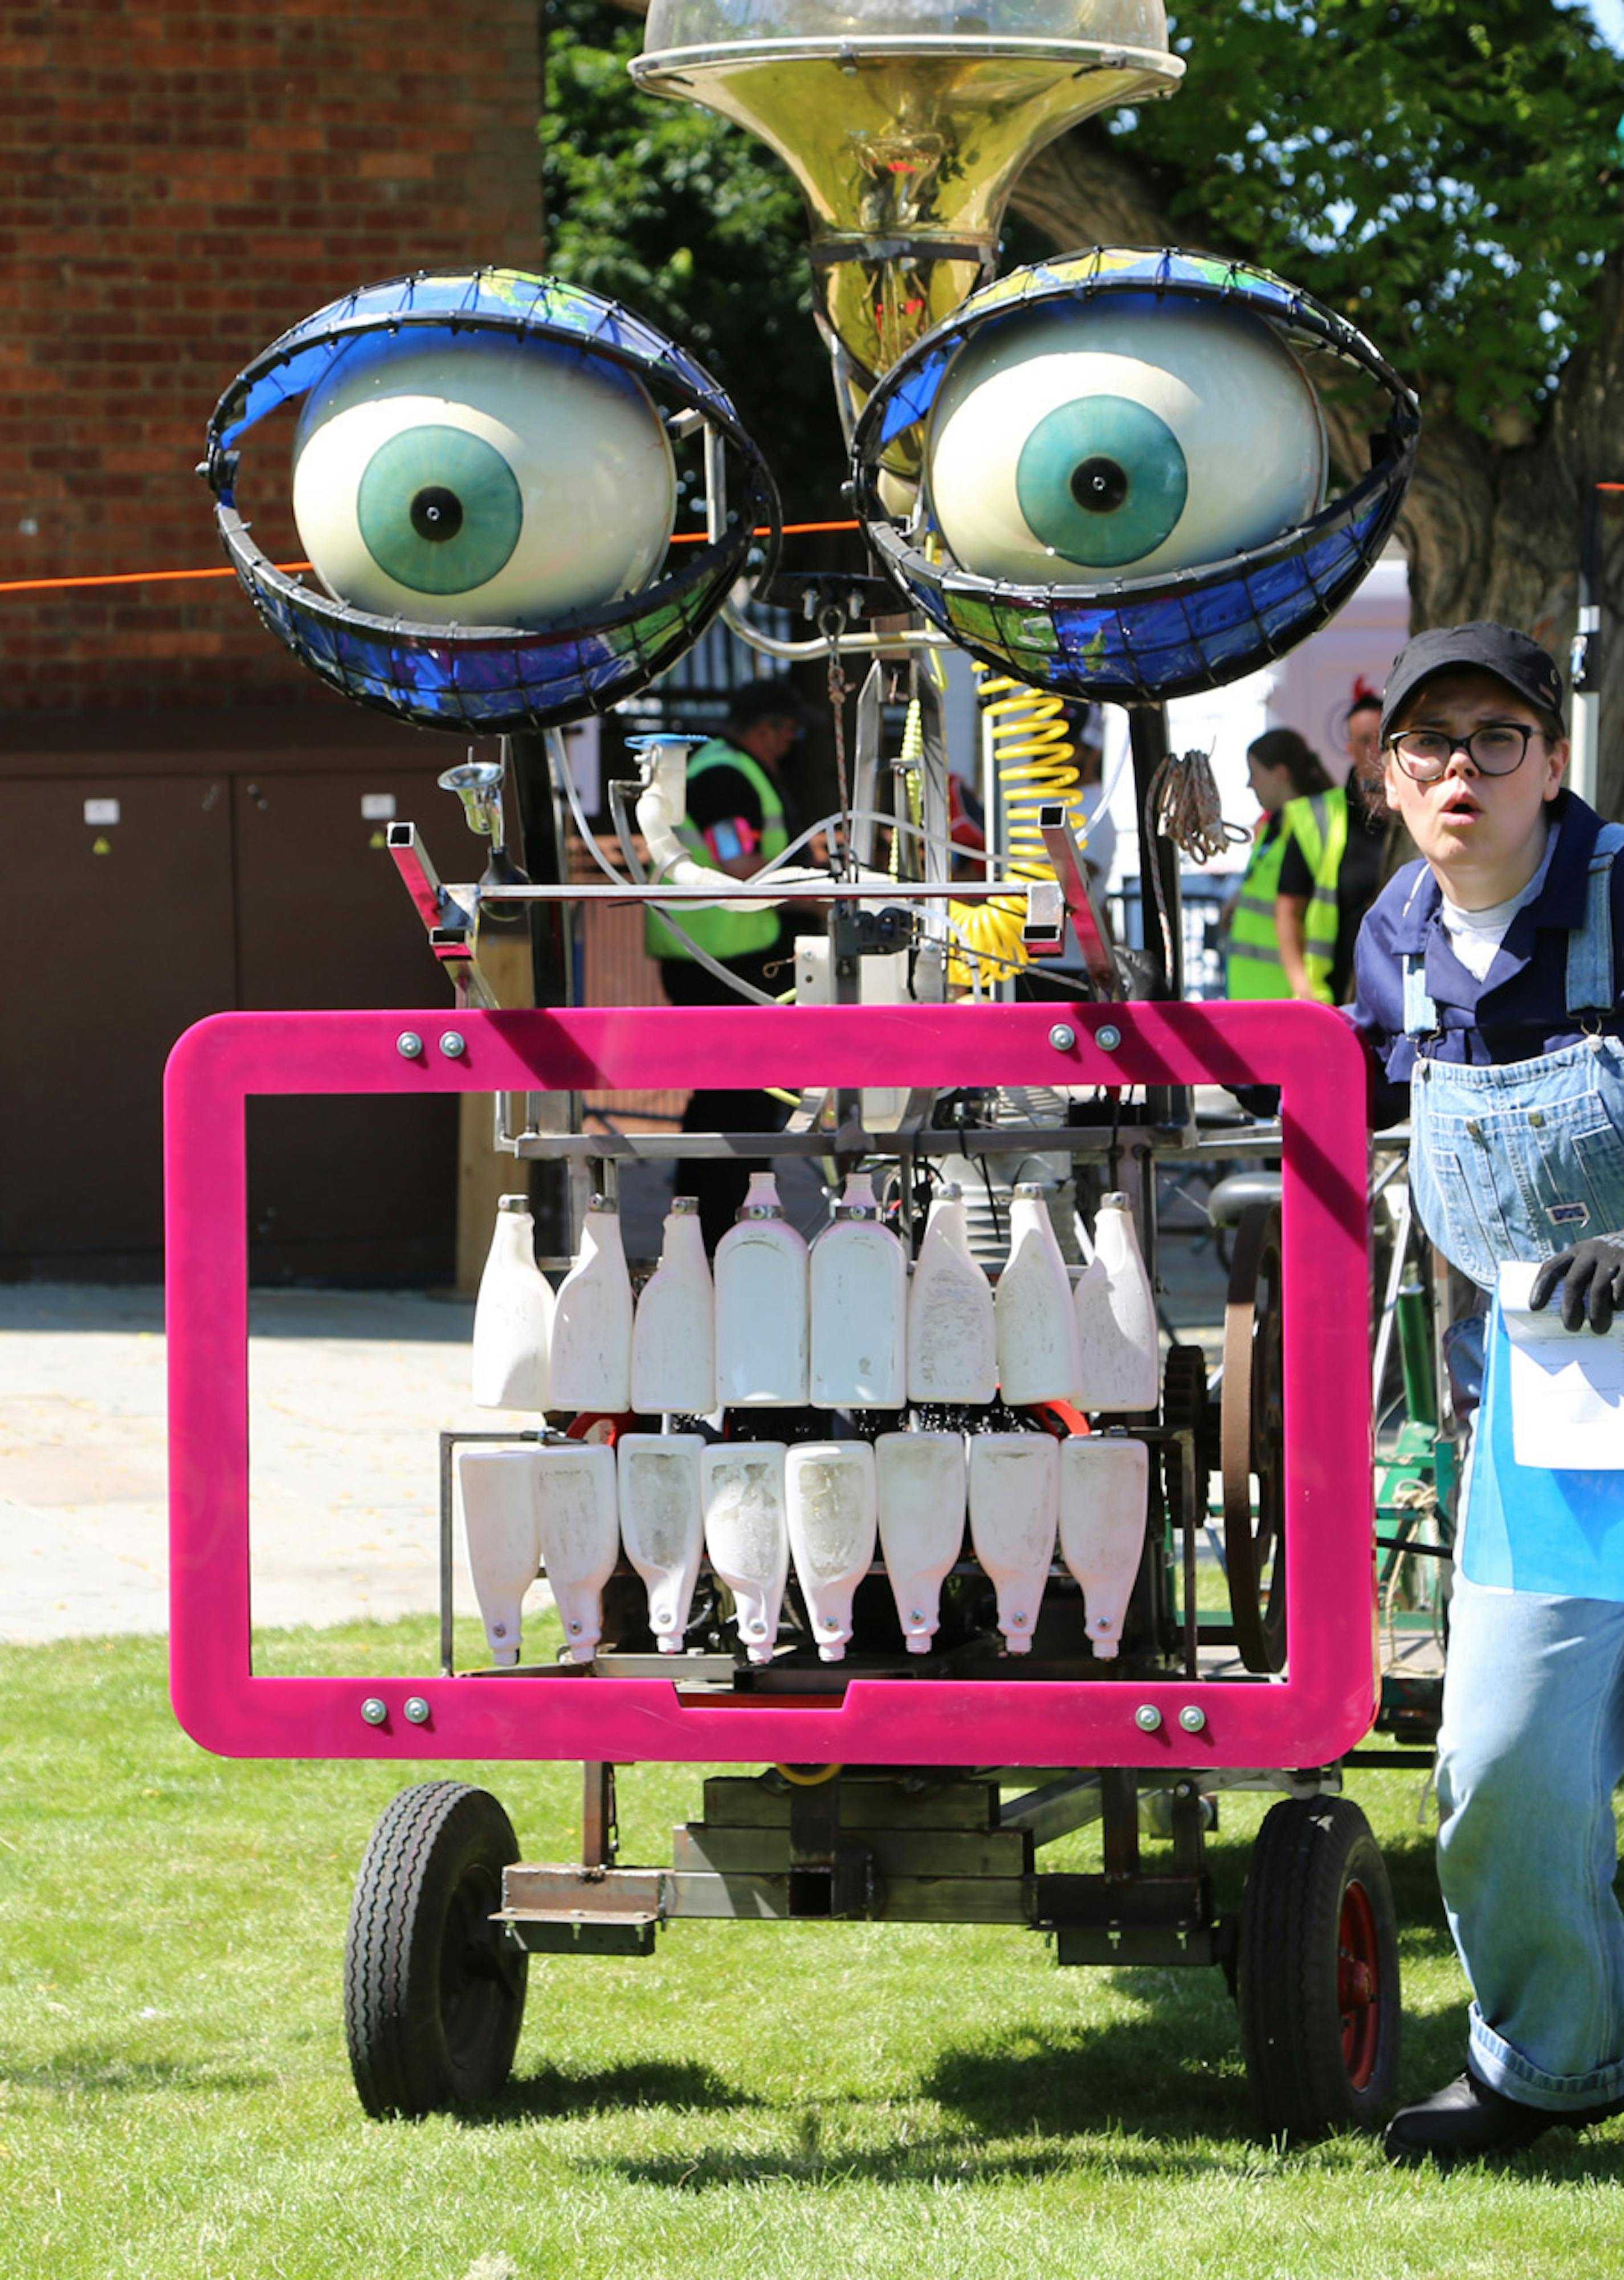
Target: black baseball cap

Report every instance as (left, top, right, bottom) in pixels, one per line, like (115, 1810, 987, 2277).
(1380, 623, 1565, 741)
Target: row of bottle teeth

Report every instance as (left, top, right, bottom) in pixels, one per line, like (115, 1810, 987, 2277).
(472, 1177, 1160, 1418)
(458, 1428, 1149, 1671)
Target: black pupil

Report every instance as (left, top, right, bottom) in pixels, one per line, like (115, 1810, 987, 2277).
(410, 486, 463, 543)
(1070, 457, 1128, 515)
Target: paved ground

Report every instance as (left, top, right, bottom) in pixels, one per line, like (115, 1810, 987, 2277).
(0, 1206, 1230, 1646)
(0, 1281, 497, 1644)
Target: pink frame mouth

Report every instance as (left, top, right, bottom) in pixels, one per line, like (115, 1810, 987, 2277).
(165, 999, 1374, 1768)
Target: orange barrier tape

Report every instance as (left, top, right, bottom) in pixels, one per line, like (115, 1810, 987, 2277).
(0, 520, 863, 597)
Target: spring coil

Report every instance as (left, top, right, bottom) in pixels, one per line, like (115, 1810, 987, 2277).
(948, 669, 1084, 988)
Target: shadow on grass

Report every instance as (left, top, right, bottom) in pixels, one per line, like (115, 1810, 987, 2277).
(462, 2057, 759, 2127)
(574, 1824, 1482, 2187)
(2, 2045, 274, 2096)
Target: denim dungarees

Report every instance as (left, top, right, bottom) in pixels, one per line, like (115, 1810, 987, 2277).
(1405, 821, 1624, 1292)
(1404, 821, 1624, 2110)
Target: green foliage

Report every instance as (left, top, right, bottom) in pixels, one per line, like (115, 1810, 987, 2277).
(1115, 0, 1624, 435)
(542, 0, 1624, 469)
(541, 0, 847, 517)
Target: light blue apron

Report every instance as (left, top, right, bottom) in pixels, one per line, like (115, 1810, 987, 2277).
(1403, 823, 1624, 1595)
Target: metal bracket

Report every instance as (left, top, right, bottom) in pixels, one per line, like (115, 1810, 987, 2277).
(1033, 802, 1127, 1001)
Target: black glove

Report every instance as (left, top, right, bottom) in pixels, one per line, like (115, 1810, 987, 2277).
(1529, 1235, 1624, 1334)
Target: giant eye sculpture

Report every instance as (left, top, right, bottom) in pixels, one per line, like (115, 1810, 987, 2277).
(203, 268, 778, 734)
(853, 249, 1418, 703)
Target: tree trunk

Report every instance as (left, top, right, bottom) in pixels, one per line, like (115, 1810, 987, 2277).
(1013, 135, 1624, 820)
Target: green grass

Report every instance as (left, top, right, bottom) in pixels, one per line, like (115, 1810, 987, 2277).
(6, 1624, 1624, 2279)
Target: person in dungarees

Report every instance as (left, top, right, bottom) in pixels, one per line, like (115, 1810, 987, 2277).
(1347, 623, 1624, 2166)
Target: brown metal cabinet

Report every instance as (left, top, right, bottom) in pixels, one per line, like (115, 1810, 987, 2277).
(0, 772, 238, 1273)
(0, 726, 462, 1284)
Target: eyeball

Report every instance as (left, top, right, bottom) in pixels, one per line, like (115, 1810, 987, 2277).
(291, 330, 677, 624)
(925, 298, 1325, 584)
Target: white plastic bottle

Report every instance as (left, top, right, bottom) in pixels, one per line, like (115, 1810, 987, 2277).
(470, 1194, 554, 1411)
(968, 1432, 1059, 1654)
(457, 1446, 541, 1666)
(785, 1440, 878, 1662)
(1058, 1434, 1149, 1660)
(810, 1172, 908, 1409)
(995, 1183, 1083, 1406)
(702, 1441, 789, 1664)
(549, 1198, 634, 1414)
(1074, 1192, 1160, 1412)
(533, 1440, 620, 1663)
(906, 1184, 997, 1405)
(617, 1431, 705, 1654)
(714, 1174, 809, 1406)
(631, 1196, 717, 1414)
(876, 1430, 966, 1655)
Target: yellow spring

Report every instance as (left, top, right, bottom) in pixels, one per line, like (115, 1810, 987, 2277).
(947, 668, 1084, 988)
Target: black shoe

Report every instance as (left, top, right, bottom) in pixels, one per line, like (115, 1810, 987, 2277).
(1385, 2071, 1560, 2169)
(1386, 2069, 1621, 2169)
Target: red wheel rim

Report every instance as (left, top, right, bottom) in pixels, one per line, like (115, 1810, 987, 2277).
(1337, 1878, 1382, 2089)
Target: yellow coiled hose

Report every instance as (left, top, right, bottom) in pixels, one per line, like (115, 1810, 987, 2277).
(946, 669, 1085, 990)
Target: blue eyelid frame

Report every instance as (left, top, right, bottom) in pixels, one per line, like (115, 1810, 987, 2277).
(850, 246, 1422, 708)
(201, 267, 782, 738)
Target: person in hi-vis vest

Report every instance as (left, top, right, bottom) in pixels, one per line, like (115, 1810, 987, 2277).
(1276, 752, 1389, 1005)
(1225, 728, 1335, 1000)
(646, 678, 807, 1251)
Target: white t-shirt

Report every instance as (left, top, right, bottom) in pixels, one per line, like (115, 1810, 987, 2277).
(1439, 823, 1560, 982)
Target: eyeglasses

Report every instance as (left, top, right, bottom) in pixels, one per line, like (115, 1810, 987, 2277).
(1385, 722, 1544, 783)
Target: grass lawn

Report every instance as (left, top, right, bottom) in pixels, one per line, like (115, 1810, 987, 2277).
(5, 1621, 1624, 2280)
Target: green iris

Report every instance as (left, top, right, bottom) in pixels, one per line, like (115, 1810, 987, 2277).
(1014, 395, 1188, 570)
(356, 425, 523, 596)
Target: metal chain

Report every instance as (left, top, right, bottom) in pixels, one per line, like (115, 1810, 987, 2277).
(820, 605, 853, 880)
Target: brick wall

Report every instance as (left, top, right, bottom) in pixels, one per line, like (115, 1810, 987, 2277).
(0, 0, 544, 714)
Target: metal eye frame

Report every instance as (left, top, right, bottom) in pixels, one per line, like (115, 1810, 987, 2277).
(202, 267, 782, 736)
(850, 247, 1422, 707)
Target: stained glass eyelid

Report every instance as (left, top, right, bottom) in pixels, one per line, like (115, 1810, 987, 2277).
(205, 269, 753, 477)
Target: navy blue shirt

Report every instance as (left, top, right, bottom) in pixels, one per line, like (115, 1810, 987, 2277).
(1349, 791, 1624, 1130)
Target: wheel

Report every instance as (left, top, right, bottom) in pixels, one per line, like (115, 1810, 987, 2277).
(1221, 1200, 1286, 1672)
(1161, 1342, 1214, 1542)
(1236, 1796, 1400, 2141)
(344, 1780, 528, 2119)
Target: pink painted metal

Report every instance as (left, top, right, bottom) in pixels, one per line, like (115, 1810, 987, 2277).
(165, 1000, 1374, 1769)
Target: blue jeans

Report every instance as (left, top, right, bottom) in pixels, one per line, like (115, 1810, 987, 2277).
(1439, 1568, 1624, 2107)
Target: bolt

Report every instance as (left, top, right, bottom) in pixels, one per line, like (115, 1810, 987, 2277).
(493, 1623, 506, 1637)
(396, 1031, 423, 1059)
(439, 1031, 467, 1058)
(568, 1621, 582, 1634)
(748, 1620, 766, 1636)
(1048, 1022, 1077, 1052)
(1135, 1704, 1162, 1732)
(1178, 1704, 1207, 1733)
(909, 1610, 925, 1624)
(361, 1697, 387, 1727)
(1096, 1024, 1123, 1052)
(1011, 1611, 1027, 1627)
(403, 1697, 430, 1725)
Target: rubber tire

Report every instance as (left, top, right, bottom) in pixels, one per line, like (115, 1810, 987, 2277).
(344, 1780, 528, 2119)
(1235, 1796, 1401, 2143)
